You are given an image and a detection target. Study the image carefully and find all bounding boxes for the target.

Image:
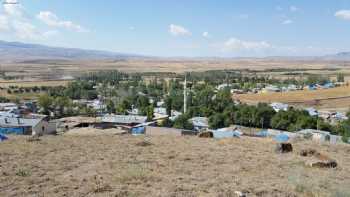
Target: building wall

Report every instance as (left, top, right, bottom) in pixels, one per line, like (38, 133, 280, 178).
(32, 120, 57, 136)
(145, 126, 182, 136)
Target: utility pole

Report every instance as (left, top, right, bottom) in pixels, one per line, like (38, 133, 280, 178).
(183, 74, 187, 114)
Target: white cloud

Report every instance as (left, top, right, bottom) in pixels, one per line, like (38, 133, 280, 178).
(169, 24, 191, 36)
(290, 6, 299, 12)
(335, 10, 350, 20)
(202, 31, 210, 38)
(0, 2, 41, 39)
(129, 26, 135, 31)
(282, 19, 293, 25)
(12, 20, 40, 39)
(217, 37, 339, 57)
(3, 1, 24, 18)
(37, 11, 88, 32)
(223, 37, 271, 52)
(0, 2, 61, 40)
(0, 15, 10, 31)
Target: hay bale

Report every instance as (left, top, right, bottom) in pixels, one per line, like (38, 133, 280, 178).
(198, 131, 214, 138)
(275, 143, 293, 153)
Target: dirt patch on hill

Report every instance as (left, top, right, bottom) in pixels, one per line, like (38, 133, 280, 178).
(0, 134, 349, 197)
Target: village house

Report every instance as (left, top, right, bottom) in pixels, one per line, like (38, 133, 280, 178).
(297, 129, 343, 144)
(101, 114, 148, 127)
(0, 103, 18, 112)
(189, 117, 209, 131)
(270, 103, 289, 112)
(262, 85, 280, 93)
(0, 115, 56, 136)
(306, 107, 319, 117)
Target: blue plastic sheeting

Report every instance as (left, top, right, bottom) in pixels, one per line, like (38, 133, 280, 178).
(213, 130, 242, 139)
(131, 126, 145, 135)
(274, 133, 290, 142)
(0, 127, 24, 135)
(0, 133, 8, 142)
(256, 130, 269, 137)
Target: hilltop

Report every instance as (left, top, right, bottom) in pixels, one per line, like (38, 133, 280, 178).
(0, 133, 349, 197)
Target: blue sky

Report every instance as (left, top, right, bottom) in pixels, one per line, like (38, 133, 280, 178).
(1, 0, 350, 57)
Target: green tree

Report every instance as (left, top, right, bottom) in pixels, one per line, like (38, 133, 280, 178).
(38, 94, 53, 116)
(54, 96, 71, 118)
(209, 113, 230, 129)
(146, 106, 154, 121)
(337, 73, 345, 83)
(173, 115, 194, 130)
(106, 99, 116, 114)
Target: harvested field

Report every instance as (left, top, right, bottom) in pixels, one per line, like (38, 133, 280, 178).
(1, 58, 349, 79)
(0, 80, 70, 88)
(233, 85, 350, 112)
(0, 134, 349, 197)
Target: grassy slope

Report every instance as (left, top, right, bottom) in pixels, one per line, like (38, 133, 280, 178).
(0, 134, 349, 197)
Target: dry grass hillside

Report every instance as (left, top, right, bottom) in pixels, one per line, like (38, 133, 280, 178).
(0, 134, 349, 197)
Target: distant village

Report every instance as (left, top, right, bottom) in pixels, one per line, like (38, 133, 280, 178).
(1, 70, 350, 145)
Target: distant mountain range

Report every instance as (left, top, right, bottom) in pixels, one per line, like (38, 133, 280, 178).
(0, 40, 350, 62)
(0, 40, 141, 62)
(322, 52, 350, 61)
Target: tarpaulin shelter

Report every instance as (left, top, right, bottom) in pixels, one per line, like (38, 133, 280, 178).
(256, 130, 269, 137)
(0, 133, 8, 142)
(213, 128, 242, 139)
(131, 126, 146, 135)
(274, 133, 290, 142)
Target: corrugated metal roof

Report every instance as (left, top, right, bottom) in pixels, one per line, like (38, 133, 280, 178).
(0, 117, 43, 128)
(102, 115, 147, 124)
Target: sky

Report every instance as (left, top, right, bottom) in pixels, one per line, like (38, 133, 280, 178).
(1, 0, 350, 57)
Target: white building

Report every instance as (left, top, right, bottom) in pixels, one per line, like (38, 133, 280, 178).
(297, 129, 342, 144)
(270, 103, 289, 112)
(0, 103, 18, 112)
(0, 116, 56, 136)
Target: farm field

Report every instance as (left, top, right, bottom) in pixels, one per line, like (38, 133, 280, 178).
(233, 85, 350, 112)
(0, 134, 349, 197)
(0, 80, 70, 88)
(1, 58, 349, 79)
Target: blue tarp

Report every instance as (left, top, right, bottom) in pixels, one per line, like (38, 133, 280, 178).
(322, 83, 334, 89)
(274, 133, 290, 142)
(131, 126, 145, 135)
(0, 127, 24, 135)
(213, 130, 242, 139)
(0, 133, 8, 142)
(308, 85, 317, 90)
(256, 130, 269, 137)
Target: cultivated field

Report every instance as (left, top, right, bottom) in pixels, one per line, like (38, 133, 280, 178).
(0, 133, 349, 197)
(233, 85, 350, 112)
(0, 80, 70, 88)
(1, 58, 350, 80)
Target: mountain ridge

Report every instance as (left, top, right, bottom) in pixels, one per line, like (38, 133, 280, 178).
(0, 40, 142, 62)
(0, 40, 349, 62)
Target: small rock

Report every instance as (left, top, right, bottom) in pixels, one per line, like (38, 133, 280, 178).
(235, 191, 247, 197)
(275, 143, 293, 153)
(198, 131, 214, 138)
